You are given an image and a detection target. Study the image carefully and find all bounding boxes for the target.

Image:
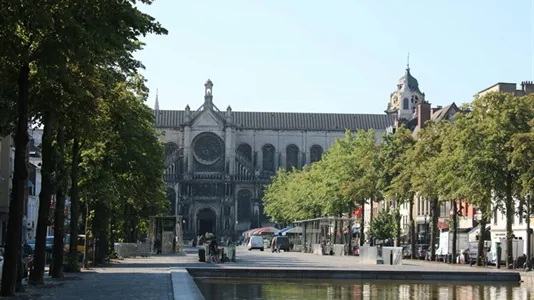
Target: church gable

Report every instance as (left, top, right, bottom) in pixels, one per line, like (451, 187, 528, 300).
(191, 109, 225, 129)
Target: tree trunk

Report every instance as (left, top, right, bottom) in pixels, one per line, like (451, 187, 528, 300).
(505, 174, 514, 269)
(30, 112, 56, 284)
(369, 199, 374, 246)
(477, 216, 488, 266)
(51, 125, 66, 279)
(92, 200, 109, 264)
(395, 207, 401, 247)
(332, 219, 339, 245)
(82, 202, 90, 269)
(67, 138, 81, 271)
(409, 198, 416, 259)
(430, 198, 439, 261)
(1, 63, 30, 296)
(452, 199, 458, 264)
(359, 202, 365, 246)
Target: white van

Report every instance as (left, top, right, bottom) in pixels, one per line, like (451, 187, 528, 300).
(248, 235, 264, 251)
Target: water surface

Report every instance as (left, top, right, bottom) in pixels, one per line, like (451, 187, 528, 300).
(194, 278, 531, 300)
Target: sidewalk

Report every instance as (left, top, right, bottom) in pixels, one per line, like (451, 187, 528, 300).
(2, 255, 187, 300)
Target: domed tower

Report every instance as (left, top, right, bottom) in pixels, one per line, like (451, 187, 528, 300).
(385, 59, 425, 121)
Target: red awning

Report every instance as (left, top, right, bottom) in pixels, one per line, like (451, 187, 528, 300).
(438, 221, 449, 230)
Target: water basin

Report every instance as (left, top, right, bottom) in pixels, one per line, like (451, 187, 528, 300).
(194, 278, 530, 300)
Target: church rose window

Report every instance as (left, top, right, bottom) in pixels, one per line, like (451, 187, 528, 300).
(310, 145, 323, 163)
(286, 144, 299, 170)
(262, 144, 275, 172)
(193, 133, 223, 165)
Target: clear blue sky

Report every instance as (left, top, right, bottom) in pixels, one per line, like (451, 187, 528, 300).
(135, 0, 533, 114)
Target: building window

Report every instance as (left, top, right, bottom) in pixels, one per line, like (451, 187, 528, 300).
(493, 209, 497, 225)
(237, 189, 252, 222)
(166, 188, 176, 215)
(286, 144, 299, 170)
(262, 144, 275, 172)
(237, 143, 252, 162)
(165, 142, 179, 157)
(403, 98, 409, 110)
(310, 145, 323, 163)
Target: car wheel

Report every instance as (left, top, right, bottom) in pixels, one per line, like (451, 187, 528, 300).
(248, 248, 251, 251)
(260, 248, 264, 251)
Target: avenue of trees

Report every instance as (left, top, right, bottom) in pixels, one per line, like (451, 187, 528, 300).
(0, 0, 168, 295)
(264, 92, 534, 269)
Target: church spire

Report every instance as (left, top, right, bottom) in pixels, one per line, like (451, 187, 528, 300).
(154, 89, 160, 111)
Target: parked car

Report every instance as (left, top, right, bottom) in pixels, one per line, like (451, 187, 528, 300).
(416, 244, 429, 260)
(26, 236, 54, 252)
(248, 235, 264, 251)
(64, 234, 86, 258)
(271, 236, 290, 252)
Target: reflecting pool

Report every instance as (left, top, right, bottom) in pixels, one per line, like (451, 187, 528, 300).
(194, 278, 531, 300)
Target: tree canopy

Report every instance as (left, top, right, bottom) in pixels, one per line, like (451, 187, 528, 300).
(263, 92, 534, 265)
(0, 0, 168, 295)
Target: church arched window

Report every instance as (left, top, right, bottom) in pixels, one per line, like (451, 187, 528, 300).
(403, 98, 409, 110)
(237, 143, 252, 162)
(286, 144, 299, 170)
(262, 144, 275, 172)
(237, 189, 252, 222)
(310, 145, 323, 163)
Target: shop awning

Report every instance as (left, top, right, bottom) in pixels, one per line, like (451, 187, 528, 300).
(274, 226, 293, 236)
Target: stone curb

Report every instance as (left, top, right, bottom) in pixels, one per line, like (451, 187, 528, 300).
(171, 268, 205, 300)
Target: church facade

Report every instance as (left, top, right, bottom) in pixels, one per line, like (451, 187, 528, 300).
(155, 79, 395, 240)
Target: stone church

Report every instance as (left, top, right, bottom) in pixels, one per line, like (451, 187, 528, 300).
(154, 70, 422, 239)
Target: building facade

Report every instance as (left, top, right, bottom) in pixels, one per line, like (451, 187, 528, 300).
(156, 79, 394, 239)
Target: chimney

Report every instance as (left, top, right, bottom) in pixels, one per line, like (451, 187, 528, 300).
(522, 81, 534, 95)
(418, 101, 431, 129)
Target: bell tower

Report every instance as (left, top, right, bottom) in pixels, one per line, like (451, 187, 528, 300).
(385, 56, 425, 121)
(204, 79, 213, 109)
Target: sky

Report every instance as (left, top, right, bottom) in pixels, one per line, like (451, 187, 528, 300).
(134, 0, 533, 114)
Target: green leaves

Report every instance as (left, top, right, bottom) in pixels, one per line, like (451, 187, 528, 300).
(368, 210, 398, 241)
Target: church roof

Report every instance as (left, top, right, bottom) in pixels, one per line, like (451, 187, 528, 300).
(155, 110, 394, 131)
(398, 68, 422, 94)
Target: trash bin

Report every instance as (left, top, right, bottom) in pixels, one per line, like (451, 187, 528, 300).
(198, 249, 206, 262)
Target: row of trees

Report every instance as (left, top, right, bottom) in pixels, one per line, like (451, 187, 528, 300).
(0, 0, 168, 295)
(264, 92, 534, 268)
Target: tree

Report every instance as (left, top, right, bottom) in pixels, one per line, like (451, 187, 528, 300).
(466, 92, 534, 268)
(410, 121, 453, 261)
(368, 210, 397, 242)
(379, 126, 415, 246)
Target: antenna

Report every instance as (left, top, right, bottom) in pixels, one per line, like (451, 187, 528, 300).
(407, 52, 410, 70)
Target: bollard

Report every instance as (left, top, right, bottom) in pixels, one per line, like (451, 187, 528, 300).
(390, 250, 393, 265)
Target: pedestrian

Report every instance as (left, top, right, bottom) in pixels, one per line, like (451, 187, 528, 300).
(209, 238, 220, 263)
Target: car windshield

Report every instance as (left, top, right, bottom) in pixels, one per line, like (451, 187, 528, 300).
(46, 238, 54, 244)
